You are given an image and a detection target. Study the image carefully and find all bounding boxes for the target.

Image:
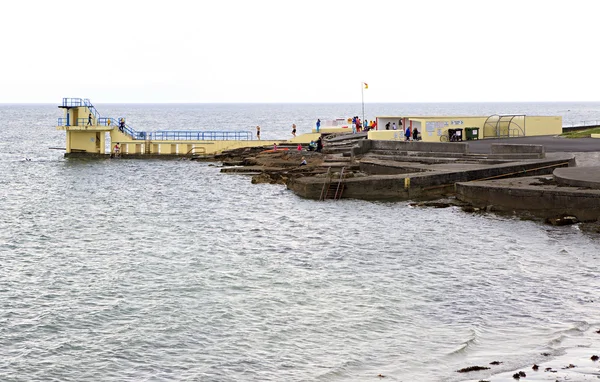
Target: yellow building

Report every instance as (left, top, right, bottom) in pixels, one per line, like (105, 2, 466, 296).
(369, 115, 562, 142)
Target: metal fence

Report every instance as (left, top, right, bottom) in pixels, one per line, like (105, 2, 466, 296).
(562, 120, 600, 128)
(147, 130, 253, 141)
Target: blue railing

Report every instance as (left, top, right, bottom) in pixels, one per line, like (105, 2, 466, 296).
(77, 118, 99, 126)
(97, 117, 115, 126)
(61, 98, 84, 107)
(147, 130, 252, 141)
(57, 117, 68, 126)
(83, 99, 100, 120)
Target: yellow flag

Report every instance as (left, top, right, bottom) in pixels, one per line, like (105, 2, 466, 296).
(363, 82, 368, 89)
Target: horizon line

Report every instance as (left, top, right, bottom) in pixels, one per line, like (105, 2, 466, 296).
(2, 100, 600, 105)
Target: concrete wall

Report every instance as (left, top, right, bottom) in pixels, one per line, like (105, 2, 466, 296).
(525, 116, 562, 136)
(67, 130, 105, 153)
(491, 144, 545, 154)
(456, 181, 599, 221)
(368, 130, 408, 141)
(355, 139, 469, 156)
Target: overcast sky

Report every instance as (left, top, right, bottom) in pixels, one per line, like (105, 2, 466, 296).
(1, 0, 598, 103)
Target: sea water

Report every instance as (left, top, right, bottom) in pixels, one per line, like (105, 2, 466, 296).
(0, 102, 599, 381)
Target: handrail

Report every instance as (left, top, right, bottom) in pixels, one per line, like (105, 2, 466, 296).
(187, 146, 207, 157)
(97, 117, 117, 126)
(148, 130, 252, 141)
(563, 120, 600, 128)
(61, 98, 84, 107)
(334, 167, 345, 200)
(319, 167, 332, 201)
(83, 99, 100, 121)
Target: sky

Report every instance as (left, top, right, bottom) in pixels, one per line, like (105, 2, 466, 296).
(1, 0, 598, 103)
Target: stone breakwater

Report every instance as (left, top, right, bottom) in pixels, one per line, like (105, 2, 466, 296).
(217, 137, 600, 223)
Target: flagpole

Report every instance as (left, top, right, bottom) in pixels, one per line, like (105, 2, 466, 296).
(361, 83, 365, 129)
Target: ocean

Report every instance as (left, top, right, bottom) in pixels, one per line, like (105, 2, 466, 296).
(1, 102, 599, 381)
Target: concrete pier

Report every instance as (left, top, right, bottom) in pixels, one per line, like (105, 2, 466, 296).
(456, 173, 600, 221)
(287, 140, 575, 201)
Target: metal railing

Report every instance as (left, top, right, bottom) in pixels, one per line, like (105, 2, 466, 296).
(562, 120, 600, 128)
(61, 98, 84, 107)
(83, 99, 100, 120)
(97, 117, 116, 126)
(76, 117, 99, 126)
(147, 130, 252, 141)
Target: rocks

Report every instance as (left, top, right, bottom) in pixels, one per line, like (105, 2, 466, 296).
(532, 364, 539, 370)
(251, 173, 286, 185)
(591, 355, 599, 361)
(489, 361, 502, 365)
(512, 370, 526, 379)
(222, 160, 244, 166)
(411, 201, 453, 208)
(456, 366, 490, 373)
(545, 215, 579, 226)
(580, 221, 600, 233)
(462, 206, 482, 213)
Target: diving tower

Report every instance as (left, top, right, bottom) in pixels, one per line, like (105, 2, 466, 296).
(56, 98, 269, 157)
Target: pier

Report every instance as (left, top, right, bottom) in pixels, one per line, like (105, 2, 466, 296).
(56, 98, 292, 157)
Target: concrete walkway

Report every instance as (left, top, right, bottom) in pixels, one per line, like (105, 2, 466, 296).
(467, 135, 600, 153)
(554, 166, 600, 189)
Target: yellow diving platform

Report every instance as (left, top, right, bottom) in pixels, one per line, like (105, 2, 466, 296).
(56, 98, 294, 157)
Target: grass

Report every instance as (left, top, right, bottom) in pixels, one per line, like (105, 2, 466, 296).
(561, 126, 600, 138)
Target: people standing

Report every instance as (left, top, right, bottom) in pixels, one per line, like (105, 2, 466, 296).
(413, 127, 420, 140)
(316, 136, 323, 152)
(113, 143, 120, 157)
(405, 126, 412, 141)
(385, 122, 390, 130)
(316, 119, 321, 133)
(256, 125, 261, 140)
(392, 122, 397, 130)
(292, 123, 296, 137)
(87, 113, 92, 126)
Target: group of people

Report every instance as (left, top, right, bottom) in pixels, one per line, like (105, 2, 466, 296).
(384, 120, 420, 141)
(347, 116, 377, 133)
(307, 136, 323, 152)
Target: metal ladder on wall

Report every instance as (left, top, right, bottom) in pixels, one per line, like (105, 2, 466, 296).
(319, 167, 346, 201)
(187, 146, 207, 159)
